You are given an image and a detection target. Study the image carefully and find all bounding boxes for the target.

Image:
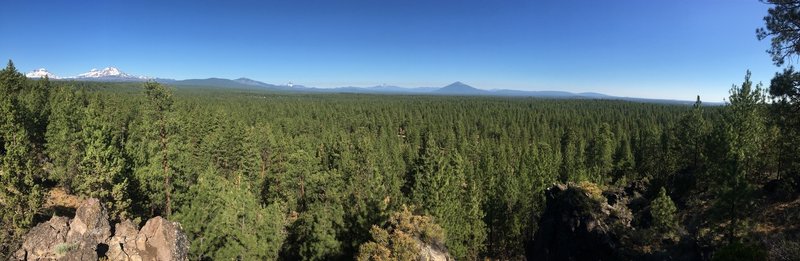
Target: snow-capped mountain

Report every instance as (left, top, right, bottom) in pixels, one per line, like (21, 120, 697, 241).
(75, 67, 149, 80)
(25, 68, 60, 79)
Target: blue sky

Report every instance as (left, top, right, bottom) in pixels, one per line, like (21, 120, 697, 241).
(0, 0, 778, 101)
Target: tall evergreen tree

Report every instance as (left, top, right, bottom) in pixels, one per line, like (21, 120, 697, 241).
(143, 81, 175, 217)
(587, 123, 615, 184)
(758, 0, 800, 194)
(409, 138, 486, 260)
(559, 127, 583, 182)
(676, 96, 710, 171)
(75, 95, 131, 220)
(176, 168, 287, 260)
(0, 60, 43, 250)
(708, 71, 767, 243)
(281, 151, 346, 261)
(45, 86, 86, 192)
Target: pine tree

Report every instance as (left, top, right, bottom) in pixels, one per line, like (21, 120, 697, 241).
(409, 138, 486, 260)
(143, 81, 175, 217)
(612, 138, 635, 184)
(281, 151, 346, 261)
(0, 60, 43, 249)
(676, 96, 710, 171)
(560, 127, 585, 182)
(241, 122, 276, 200)
(19, 75, 50, 147)
(175, 168, 287, 260)
(75, 95, 130, 220)
(587, 123, 615, 184)
(45, 86, 86, 192)
(651, 187, 678, 236)
(708, 71, 767, 243)
(333, 131, 396, 257)
(766, 67, 800, 189)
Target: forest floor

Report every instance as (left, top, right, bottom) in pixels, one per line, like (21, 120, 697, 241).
(755, 196, 800, 235)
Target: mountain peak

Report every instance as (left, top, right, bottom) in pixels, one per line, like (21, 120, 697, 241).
(447, 81, 468, 87)
(25, 68, 60, 79)
(436, 81, 486, 95)
(76, 66, 149, 80)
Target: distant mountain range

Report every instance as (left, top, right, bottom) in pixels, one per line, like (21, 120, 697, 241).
(24, 67, 704, 104)
(25, 68, 60, 79)
(25, 67, 151, 81)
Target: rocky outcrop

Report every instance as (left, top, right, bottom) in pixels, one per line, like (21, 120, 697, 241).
(14, 216, 71, 260)
(416, 240, 451, 261)
(67, 198, 112, 259)
(106, 217, 189, 261)
(106, 219, 141, 260)
(13, 198, 189, 261)
(526, 183, 633, 261)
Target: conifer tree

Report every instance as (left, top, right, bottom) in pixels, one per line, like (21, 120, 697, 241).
(708, 71, 767, 243)
(45, 86, 86, 192)
(241, 122, 276, 199)
(612, 138, 635, 184)
(676, 96, 710, 171)
(409, 138, 486, 259)
(0, 60, 43, 248)
(19, 75, 50, 148)
(651, 187, 678, 236)
(587, 123, 615, 184)
(75, 95, 130, 220)
(281, 151, 346, 261)
(758, 0, 800, 193)
(175, 168, 286, 260)
(143, 81, 174, 217)
(559, 127, 582, 182)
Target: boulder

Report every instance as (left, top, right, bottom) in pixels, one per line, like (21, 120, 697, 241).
(416, 239, 452, 261)
(103, 217, 190, 261)
(134, 217, 190, 261)
(13, 198, 189, 261)
(66, 198, 112, 256)
(13, 216, 70, 260)
(106, 219, 142, 261)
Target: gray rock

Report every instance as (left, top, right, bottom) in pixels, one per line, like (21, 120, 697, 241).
(66, 198, 112, 246)
(416, 239, 452, 261)
(13, 216, 70, 260)
(106, 219, 142, 261)
(14, 198, 189, 261)
(134, 217, 189, 261)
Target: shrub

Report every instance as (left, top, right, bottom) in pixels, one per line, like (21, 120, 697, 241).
(54, 243, 77, 256)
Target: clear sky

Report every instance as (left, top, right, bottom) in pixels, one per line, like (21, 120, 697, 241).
(0, 0, 778, 101)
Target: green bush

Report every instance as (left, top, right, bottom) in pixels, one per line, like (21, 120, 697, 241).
(54, 243, 77, 256)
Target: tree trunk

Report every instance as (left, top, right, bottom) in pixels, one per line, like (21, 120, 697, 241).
(161, 121, 171, 218)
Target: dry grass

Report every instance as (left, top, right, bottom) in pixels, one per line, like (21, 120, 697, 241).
(577, 181, 606, 203)
(43, 187, 81, 210)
